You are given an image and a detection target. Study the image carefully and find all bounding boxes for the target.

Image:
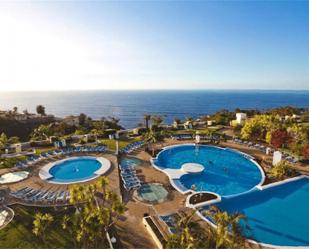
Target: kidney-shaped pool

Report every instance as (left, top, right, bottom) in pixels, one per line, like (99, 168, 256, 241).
(152, 144, 264, 196)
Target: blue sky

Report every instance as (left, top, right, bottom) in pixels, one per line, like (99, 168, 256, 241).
(0, 1, 308, 91)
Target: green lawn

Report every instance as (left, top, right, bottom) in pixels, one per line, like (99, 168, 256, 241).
(0, 205, 74, 249)
(99, 137, 141, 151)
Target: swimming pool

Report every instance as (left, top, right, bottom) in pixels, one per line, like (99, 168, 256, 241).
(152, 144, 264, 196)
(135, 183, 169, 204)
(39, 157, 111, 184)
(120, 157, 142, 168)
(200, 176, 309, 247)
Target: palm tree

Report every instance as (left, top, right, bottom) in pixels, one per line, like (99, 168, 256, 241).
(62, 214, 79, 248)
(144, 114, 151, 130)
(167, 210, 208, 249)
(205, 206, 247, 249)
(227, 212, 247, 249)
(90, 129, 100, 143)
(32, 212, 54, 242)
(13, 106, 18, 113)
(65, 179, 125, 248)
(36, 105, 46, 116)
(144, 129, 158, 156)
(151, 115, 164, 129)
(0, 133, 8, 149)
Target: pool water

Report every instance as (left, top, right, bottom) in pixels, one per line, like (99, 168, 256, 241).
(120, 157, 142, 168)
(136, 183, 168, 203)
(201, 177, 309, 247)
(154, 145, 263, 196)
(49, 157, 101, 183)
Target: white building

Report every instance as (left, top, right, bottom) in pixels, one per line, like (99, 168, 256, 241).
(236, 113, 247, 124)
(273, 151, 282, 166)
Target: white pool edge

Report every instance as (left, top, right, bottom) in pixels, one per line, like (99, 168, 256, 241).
(39, 156, 111, 185)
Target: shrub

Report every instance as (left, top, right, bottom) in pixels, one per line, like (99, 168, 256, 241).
(270, 161, 296, 180)
(303, 144, 309, 159)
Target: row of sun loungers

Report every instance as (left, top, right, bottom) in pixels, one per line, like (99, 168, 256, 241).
(171, 134, 193, 140)
(233, 138, 298, 163)
(233, 138, 271, 153)
(10, 187, 70, 204)
(171, 134, 221, 141)
(0, 210, 9, 226)
(15, 145, 107, 169)
(119, 141, 144, 154)
(119, 162, 141, 190)
(159, 214, 178, 234)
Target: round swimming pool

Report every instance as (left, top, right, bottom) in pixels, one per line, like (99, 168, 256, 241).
(153, 144, 264, 196)
(39, 157, 111, 184)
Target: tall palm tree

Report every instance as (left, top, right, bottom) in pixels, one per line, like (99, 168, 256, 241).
(151, 115, 164, 129)
(227, 212, 247, 249)
(167, 210, 207, 249)
(0, 133, 8, 149)
(144, 129, 158, 156)
(65, 179, 125, 248)
(205, 206, 247, 249)
(32, 212, 54, 242)
(144, 114, 151, 130)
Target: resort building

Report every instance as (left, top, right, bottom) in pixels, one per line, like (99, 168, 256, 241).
(235, 112, 247, 124)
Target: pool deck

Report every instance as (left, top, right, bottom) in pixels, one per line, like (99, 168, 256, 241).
(115, 149, 189, 248)
(4, 152, 120, 206)
(1, 138, 308, 249)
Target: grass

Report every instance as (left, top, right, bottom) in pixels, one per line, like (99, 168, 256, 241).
(99, 137, 141, 151)
(0, 205, 74, 249)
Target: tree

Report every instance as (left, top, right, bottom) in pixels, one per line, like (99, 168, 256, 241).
(78, 113, 87, 126)
(144, 129, 159, 156)
(64, 178, 125, 248)
(32, 213, 54, 241)
(240, 115, 279, 141)
(211, 110, 235, 125)
(8, 136, 20, 144)
(303, 144, 309, 159)
(13, 106, 18, 113)
(151, 115, 164, 129)
(0, 133, 8, 149)
(36, 105, 46, 116)
(287, 124, 307, 144)
(143, 114, 151, 130)
(270, 129, 292, 148)
(205, 206, 247, 249)
(270, 161, 295, 180)
(30, 124, 52, 141)
(167, 210, 209, 249)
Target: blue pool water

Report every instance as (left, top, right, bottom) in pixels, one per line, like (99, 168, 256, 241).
(120, 157, 142, 168)
(49, 157, 102, 183)
(154, 145, 263, 196)
(202, 177, 309, 247)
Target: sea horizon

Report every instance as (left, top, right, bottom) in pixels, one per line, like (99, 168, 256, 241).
(0, 89, 308, 129)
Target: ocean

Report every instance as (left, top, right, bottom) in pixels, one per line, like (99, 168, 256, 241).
(0, 90, 308, 128)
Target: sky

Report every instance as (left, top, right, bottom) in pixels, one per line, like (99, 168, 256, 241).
(0, 1, 309, 91)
